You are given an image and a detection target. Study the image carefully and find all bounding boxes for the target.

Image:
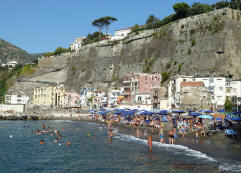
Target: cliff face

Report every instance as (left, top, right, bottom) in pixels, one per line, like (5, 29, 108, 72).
(36, 8, 241, 92)
(0, 38, 33, 64)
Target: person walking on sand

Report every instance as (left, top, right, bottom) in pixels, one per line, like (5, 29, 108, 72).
(159, 127, 165, 144)
(148, 134, 152, 152)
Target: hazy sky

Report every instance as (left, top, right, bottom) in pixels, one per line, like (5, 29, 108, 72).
(0, 0, 221, 53)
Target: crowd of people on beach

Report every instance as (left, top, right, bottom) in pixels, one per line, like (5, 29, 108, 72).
(87, 111, 217, 151)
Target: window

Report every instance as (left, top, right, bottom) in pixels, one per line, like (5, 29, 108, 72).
(219, 87, 223, 91)
(183, 79, 186, 82)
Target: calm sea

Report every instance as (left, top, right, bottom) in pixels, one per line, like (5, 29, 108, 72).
(0, 120, 240, 173)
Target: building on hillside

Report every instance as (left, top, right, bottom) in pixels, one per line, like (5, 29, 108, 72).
(0, 104, 25, 113)
(92, 90, 107, 109)
(108, 89, 124, 108)
(122, 73, 161, 103)
(62, 91, 80, 108)
(5, 94, 29, 105)
(79, 88, 93, 109)
(70, 37, 85, 51)
(110, 27, 131, 41)
(2, 61, 18, 68)
(134, 94, 151, 105)
(150, 87, 170, 110)
(226, 80, 241, 111)
(168, 75, 240, 110)
(180, 81, 212, 111)
(32, 85, 66, 109)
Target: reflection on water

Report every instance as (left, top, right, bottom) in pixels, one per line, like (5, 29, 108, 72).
(0, 120, 240, 173)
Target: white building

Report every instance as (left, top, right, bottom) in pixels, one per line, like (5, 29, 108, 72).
(111, 28, 131, 41)
(2, 61, 18, 68)
(168, 75, 241, 109)
(5, 94, 29, 105)
(0, 104, 25, 113)
(108, 89, 121, 108)
(118, 104, 153, 111)
(134, 94, 151, 104)
(70, 37, 85, 51)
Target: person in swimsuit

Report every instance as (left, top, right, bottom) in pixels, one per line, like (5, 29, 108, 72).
(39, 139, 45, 144)
(159, 127, 165, 143)
(169, 128, 175, 144)
(136, 129, 140, 138)
(148, 134, 152, 152)
(108, 129, 113, 142)
(66, 141, 71, 146)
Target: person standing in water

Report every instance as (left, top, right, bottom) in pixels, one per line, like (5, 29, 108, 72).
(159, 127, 165, 144)
(108, 129, 114, 142)
(169, 128, 175, 144)
(147, 134, 152, 152)
(136, 129, 140, 138)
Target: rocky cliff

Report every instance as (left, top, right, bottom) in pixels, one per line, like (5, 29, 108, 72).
(62, 8, 240, 92)
(0, 38, 34, 64)
(23, 8, 241, 94)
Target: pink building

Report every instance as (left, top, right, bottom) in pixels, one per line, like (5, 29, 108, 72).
(123, 73, 161, 102)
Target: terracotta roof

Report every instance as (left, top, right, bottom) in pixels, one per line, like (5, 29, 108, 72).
(181, 81, 203, 87)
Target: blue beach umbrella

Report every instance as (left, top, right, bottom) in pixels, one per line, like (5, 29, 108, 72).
(200, 110, 213, 114)
(172, 110, 185, 114)
(231, 117, 241, 121)
(98, 111, 107, 115)
(159, 110, 168, 114)
(233, 111, 241, 115)
(198, 115, 213, 119)
(100, 108, 107, 112)
(189, 112, 202, 116)
(218, 109, 226, 113)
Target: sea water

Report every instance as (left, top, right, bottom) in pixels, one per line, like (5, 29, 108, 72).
(0, 121, 240, 173)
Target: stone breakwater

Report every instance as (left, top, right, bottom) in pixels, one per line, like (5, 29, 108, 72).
(0, 112, 90, 121)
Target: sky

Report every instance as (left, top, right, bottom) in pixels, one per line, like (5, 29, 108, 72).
(0, 0, 221, 53)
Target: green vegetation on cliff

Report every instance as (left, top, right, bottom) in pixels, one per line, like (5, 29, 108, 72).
(0, 38, 34, 64)
(0, 65, 23, 102)
(131, 1, 240, 34)
(44, 47, 71, 57)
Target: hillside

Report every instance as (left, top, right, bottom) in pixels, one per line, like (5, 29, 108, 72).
(64, 8, 241, 91)
(0, 38, 34, 64)
(11, 8, 241, 95)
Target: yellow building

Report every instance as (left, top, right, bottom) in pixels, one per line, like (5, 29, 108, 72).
(32, 85, 66, 108)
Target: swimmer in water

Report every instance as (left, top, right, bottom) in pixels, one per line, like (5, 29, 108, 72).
(39, 139, 45, 144)
(148, 134, 152, 152)
(87, 133, 91, 137)
(54, 138, 59, 143)
(92, 135, 96, 138)
(66, 141, 71, 146)
(36, 130, 42, 135)
(108, 129, 114, 142)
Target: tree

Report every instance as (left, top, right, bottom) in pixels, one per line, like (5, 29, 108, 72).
(173, 2, 190, 18)
(225, 97, 233, 112)
(92, 18, 105, 41)
(146, 15, 160, 29)
(214, 1, 229, 9)
(102, 16, 118, 38)
(189, 3, 213, 16)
